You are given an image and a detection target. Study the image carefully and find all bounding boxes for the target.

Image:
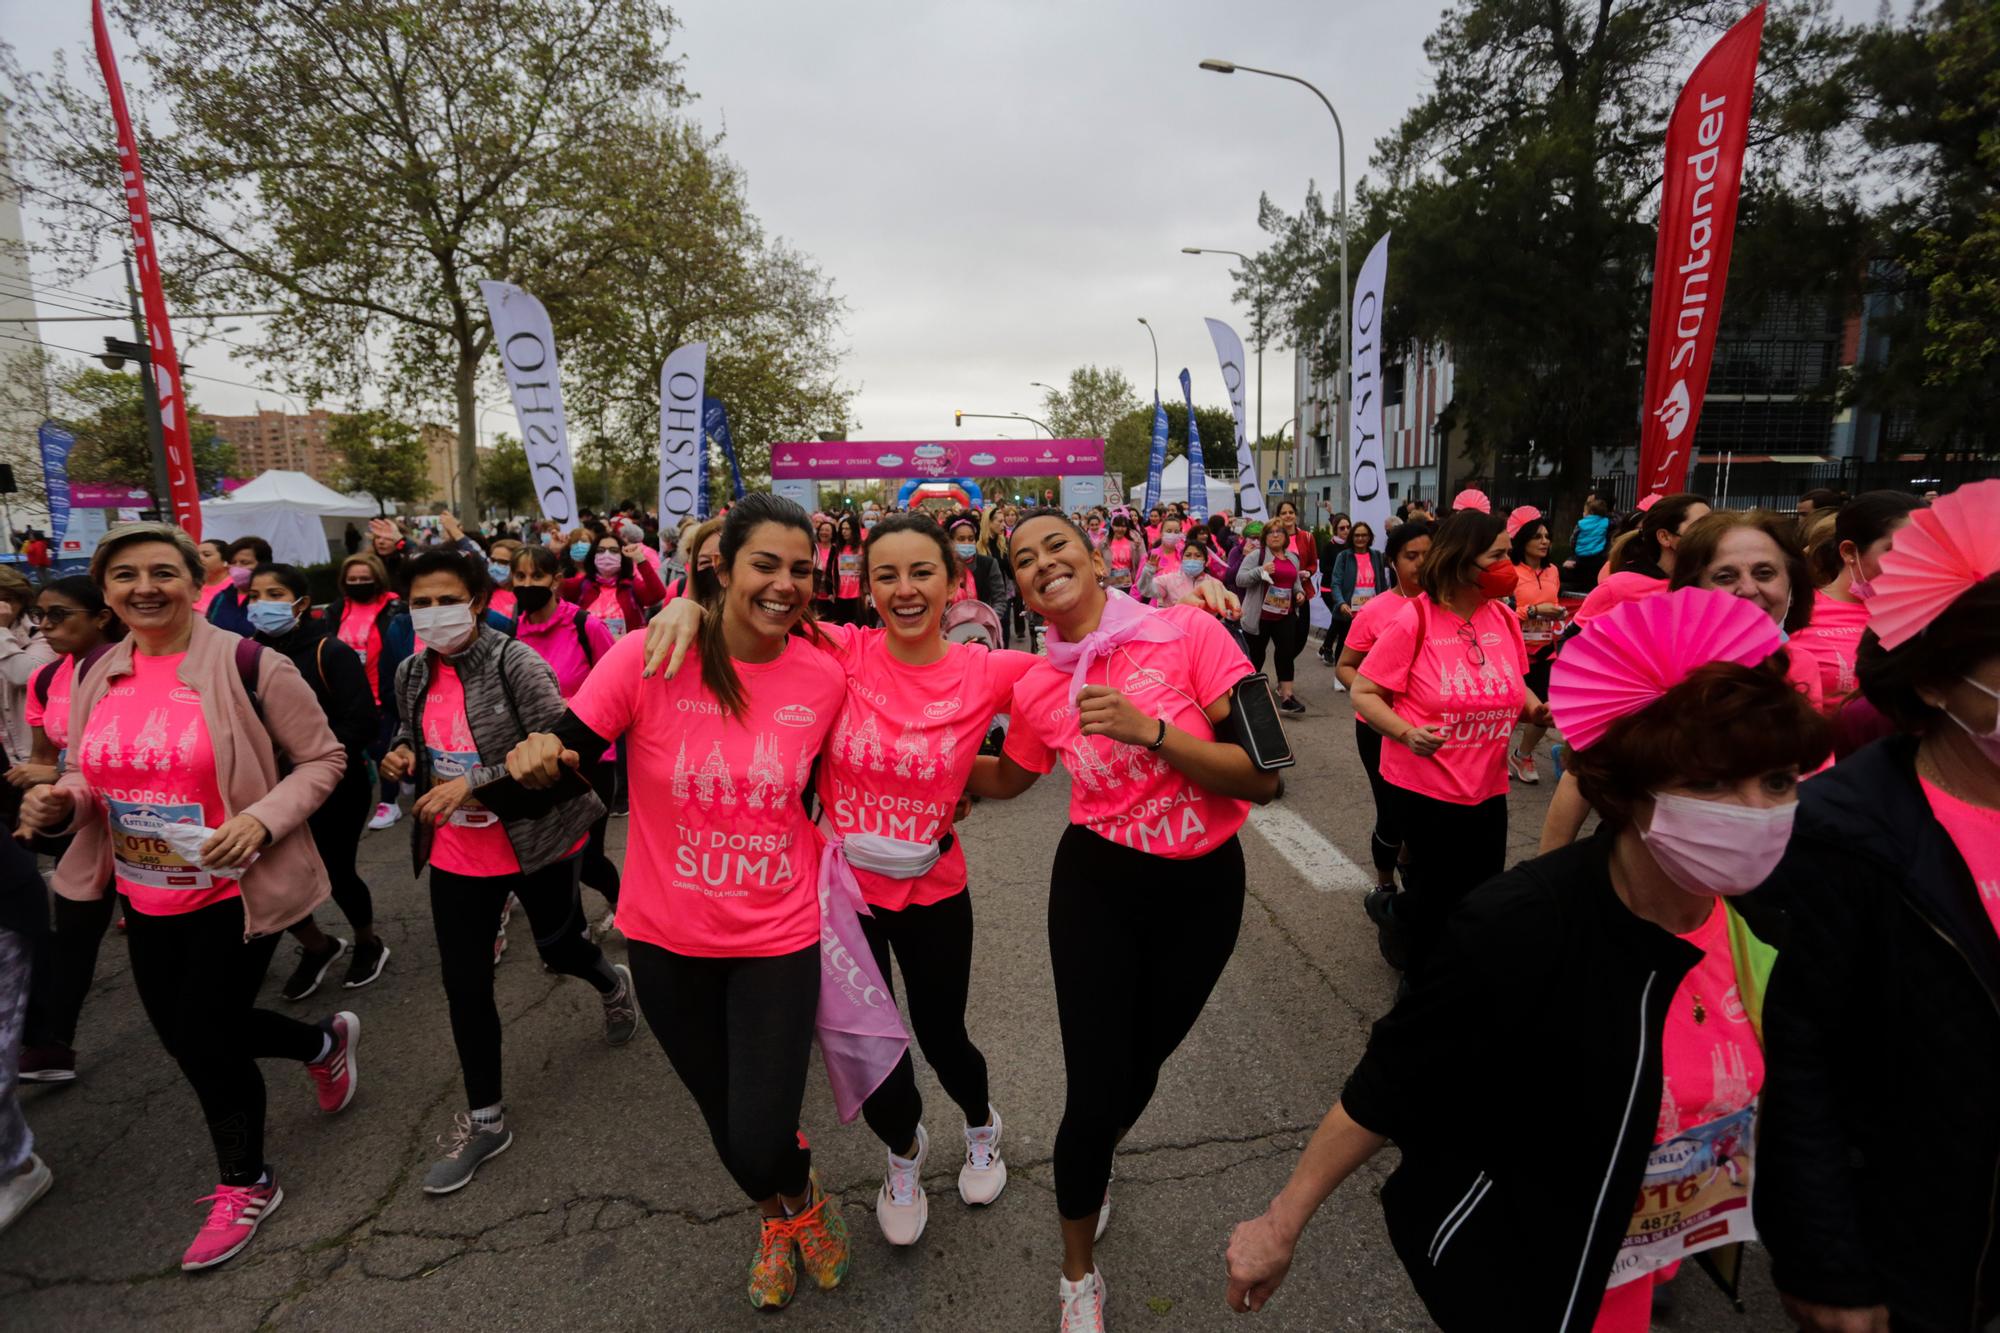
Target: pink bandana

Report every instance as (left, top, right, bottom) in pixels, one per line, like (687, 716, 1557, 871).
(1044, 588, 1186, 702)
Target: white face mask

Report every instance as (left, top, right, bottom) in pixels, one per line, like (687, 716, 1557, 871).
(410, 603, 478, 655)
(1947, 675, 2000, 769)
(1639, 791, 1797, 897)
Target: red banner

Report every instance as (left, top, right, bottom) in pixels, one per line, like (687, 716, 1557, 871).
(1636, 4, 1765, 499)
(92, 0, 200, 540)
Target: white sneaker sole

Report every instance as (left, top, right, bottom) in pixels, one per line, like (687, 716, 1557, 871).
(0, 1160, 53, 1234)
(180, 1185, 283, 1270)
(422, 1131, 513, 1195)
(875, 1186, 928, 1245)
(343, 943, 391, 989)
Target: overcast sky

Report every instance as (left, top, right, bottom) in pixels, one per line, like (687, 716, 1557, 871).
(3, 0, 1889, 457)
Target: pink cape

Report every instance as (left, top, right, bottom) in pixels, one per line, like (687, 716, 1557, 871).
(815, 841, 912, 1124)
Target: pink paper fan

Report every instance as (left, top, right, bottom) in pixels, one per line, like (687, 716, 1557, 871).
(1636, 493, 1663, 512)
(1865, 479, 2000, 649)
(1452, 488, 1491, 514)
(1550, 587, 1783, 752)
(1505, 504, 1542, 538)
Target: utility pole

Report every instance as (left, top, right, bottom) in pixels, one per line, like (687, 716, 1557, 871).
(110, 251, 173, 522)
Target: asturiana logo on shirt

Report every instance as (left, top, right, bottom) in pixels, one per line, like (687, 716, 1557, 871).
(774, 703, 817, 728)
(922, 697, 962, 720)
(169, 686, 201, 705)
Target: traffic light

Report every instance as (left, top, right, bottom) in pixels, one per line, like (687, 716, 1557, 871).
(954, 411, 963, 428)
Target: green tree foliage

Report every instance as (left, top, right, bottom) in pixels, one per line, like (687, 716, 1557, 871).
(1104, 401, 1240, 489)
(1038, 366, 1141, 440)
(479, 435, 536, 519)
(57, 365, 233, 503)
(329, 411, 426, 514)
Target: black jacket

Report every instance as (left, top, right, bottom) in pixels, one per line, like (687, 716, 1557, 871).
(1341, 831, 1704, 1332)
(1754, 735, 2000, 1330)
(258, 617, 378, 760)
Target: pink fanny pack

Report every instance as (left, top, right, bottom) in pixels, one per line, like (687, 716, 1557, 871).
(815, 838, 912, 1123)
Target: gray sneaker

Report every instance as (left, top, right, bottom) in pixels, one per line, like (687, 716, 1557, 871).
(602, 963, 637, 1046)
(422, 1113, 512, 1194)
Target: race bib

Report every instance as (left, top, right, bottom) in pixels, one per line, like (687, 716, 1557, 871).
(838, 553, 861, 579)
(1351, 587, 1375, 607)
(1263, 585, 1294, 618)
(429, 747, 501, 829)
(107, 797, 216, 890)
(1108, 565, 1132, 589)
(1605, 1103, 1757, 1288)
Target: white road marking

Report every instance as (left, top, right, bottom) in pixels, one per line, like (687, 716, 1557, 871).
(1247, 804, 1372, 893)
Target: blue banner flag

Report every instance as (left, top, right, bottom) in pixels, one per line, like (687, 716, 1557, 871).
(38, 421, 75, 546)
(1142, 393, 1169, 513)
(1180, 369, 1208, 520)
(703, 396, 746, 502)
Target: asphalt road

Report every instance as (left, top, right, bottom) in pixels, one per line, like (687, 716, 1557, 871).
(3, 648, 1794, 1331)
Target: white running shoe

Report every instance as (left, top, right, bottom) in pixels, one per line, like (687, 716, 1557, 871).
(875, 1123, 929, 1245)
(1095, 1178, 1111, 1241)
(0, 1154, 52, 1235)
(1058, 1267, 1108, 1333)
(959, 1105, 1008, 1205)
(366, 802, 402, 831)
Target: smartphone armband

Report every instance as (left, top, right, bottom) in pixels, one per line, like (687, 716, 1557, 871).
(1224, 673, 1296, 771)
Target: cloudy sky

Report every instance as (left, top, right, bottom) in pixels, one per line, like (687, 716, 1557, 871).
(4, 0, 1887, 459)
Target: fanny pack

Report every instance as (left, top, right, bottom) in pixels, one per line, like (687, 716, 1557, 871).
(824, 828, 954, 881)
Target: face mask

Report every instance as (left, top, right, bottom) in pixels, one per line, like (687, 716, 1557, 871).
(1849, 574, 1876, 600)
(487, 561, 510, 586)
(1476, 558, 1518, 601)
(344, 580, 379, 603)
(1640, 791, 1797, 897)
(228, 565, 253, 588)
(954, 542, 977, 560)
(247, 600, 300, 636)
(594, 551, 623, 576)
(569, 542, 591, 561)
(1946, 676, 2000, 768)
(409, 602, 478, 655)
(1162, 533, 1183, 549)
(512, 584, 553, 616)
(1181, 558, 1206, 578)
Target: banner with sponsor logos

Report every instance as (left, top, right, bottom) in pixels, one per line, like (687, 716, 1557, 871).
(1637, 3, 1765, 499)
(1142, 395, 1169, 513)
(703, 396, 746, 503)
(1349, 232, 1392, 538)
(659, 342, 707, 528)
(478, 280, 578, 527)
(1179, 369, 1209, 520)
(769, 439, 1104, 481)
(1204, 319, 1264, 521)
(38, 421, 75, 546)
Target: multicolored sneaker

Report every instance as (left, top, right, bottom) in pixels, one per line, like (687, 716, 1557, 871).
(959, 1105, 1008, 1206)
(180, 1178, 283, 1271)
(747, 1213, 798, 1310)
(790, 1170, 850, 1292)
(304, 1012, 360, 1114)
(1059, 1267, 1108, 1332)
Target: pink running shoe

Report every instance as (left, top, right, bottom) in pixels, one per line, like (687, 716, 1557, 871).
(305, 1012, 360, 1114)
(180, 1179, 283, 1271)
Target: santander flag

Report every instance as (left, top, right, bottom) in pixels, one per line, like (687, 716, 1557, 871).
(1636, 4, 1765, 499)
(92, 0, 201, 538)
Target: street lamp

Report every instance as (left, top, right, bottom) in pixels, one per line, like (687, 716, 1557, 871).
(1136, 317, 1160, 399)
(1181, 246, 1264, 445)
(1200, 58, 1348, 500)
(954, 410, 1057, 437)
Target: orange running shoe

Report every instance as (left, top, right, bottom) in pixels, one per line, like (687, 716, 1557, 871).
(790, 1170, 850, 1292)
(747, 1212, 798, 1310)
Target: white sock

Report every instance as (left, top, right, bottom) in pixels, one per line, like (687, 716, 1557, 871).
(313, 1031, 333, 1063)
(470, 1103, 504, 1130)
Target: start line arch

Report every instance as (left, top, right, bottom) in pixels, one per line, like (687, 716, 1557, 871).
(768, 439, 1106, 511)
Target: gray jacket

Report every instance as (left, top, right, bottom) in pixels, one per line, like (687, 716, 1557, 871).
(391, 625, 603, 876)
(1233, 544, 1302, 624)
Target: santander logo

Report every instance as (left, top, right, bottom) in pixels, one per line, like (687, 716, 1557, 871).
(923, 698, 962, 720)
(1653, 381, 1692, 440)
(774, 704, 817, 727)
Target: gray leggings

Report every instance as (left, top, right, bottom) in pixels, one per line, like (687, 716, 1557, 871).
(0, 927, 31, 1173)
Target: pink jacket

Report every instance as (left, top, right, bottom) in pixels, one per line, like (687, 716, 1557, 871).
(53, 616, 345, 938)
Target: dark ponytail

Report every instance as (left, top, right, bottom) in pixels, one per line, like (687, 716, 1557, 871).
(696, 493, 817, 721)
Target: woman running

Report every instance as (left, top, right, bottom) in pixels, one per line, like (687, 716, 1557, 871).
(1316, 512, 1353, 665)
(375, 549, 632, 1194)
(1235, 522, 1305, 711)
(193, 539, 231, 614)
(484, 538, 522, 620)
(1505, 508, 1565, 783)
(1272, 500, 1319, 696)
(19, 523, 354, 1271)
(967, 509, 1280, 1333)
(330, 553, 405, 831)
(507, 494, 852, 1310)
(564, 530, 666, 642)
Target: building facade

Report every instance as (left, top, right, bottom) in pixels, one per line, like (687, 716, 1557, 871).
(197, 408, 336, 482)
(1295, 342, 1467, 514)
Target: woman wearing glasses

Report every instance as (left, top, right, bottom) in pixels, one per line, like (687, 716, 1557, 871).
(1349, 511, 1550, 974)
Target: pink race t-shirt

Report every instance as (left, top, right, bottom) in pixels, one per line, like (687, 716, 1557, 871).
(1921, 778, 2000, 939)
(1258, 555, 1300, 622)
(1656, 904, 1764, 1145)
(25, 654, 75, 752)
(1005, 603, 1254, 858)
(835, 547, 863, 600)
(421, 663, 520, 877)
(815, 623, 1037, 912)
(77, 652, 240, 916)
(1359, 598, 1528, 806)
(1344, 589, 1417, 724)
(489, 587, 517, 620)
(586, 582, 628, 639)
(193, 580, 227, 614)
(516, 606, 615, 699)
(1790, 591, 1869, 711)
(1573, 572, 1667, 629)
(1105, 538, 1141, 593)
(568, 630, 847, 957)
(338, 598, 393, 703)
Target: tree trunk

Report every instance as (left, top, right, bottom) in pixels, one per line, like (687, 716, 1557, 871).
(455, 348, 480, 517)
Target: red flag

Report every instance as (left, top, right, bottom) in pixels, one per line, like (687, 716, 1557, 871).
(1636, 5, 1765, 499)
(92, 0, 201, 539)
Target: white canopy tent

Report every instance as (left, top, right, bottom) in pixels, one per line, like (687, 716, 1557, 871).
(201, 470, 377, 567)
(1125, 456, 1240, 513)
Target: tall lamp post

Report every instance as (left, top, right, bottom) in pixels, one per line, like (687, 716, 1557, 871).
(1180, 246, 1263, 446)
(1135, 317, 1160, 399)
(1199, 59, 1347, 501)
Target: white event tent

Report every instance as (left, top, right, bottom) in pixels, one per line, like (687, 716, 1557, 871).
(201, 470, 376, 566)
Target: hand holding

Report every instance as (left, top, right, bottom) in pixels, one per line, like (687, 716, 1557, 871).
(1076, 685, 1157, 747)
(19, 783, 73, 832)
(412, 776, 472, 826)
(505, 732, 579, 789)
(198, 812, 270, 870)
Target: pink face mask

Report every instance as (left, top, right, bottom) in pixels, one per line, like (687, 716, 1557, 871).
(1639, 791, 1796, 897)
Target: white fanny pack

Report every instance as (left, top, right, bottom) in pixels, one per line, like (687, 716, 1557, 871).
(830, 830, 945, 881)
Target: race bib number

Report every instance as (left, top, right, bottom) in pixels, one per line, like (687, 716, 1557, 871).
(429, 747, 501, 829)
(1263, 585, 1294, 617)
(838, 553, 861, 579)
(1108, 565, 1132, 589)
(1606, 1103, 1757, 1288)
(107, 797, 215, 890)
(1351, 587, 1375, 607)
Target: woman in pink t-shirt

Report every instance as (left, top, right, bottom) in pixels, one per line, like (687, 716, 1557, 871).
(1235, 522, 1304, 712)
(1668, 511, 1825, 713)
(1353, 511, 1548, 973)
(1791, 490, 1923, 717)
(826, 512, 867, 626)
(192, 538, 231, 614)
(1102, 513, 1144, 597)
(506, 494, 854, 1311)
(967, 509, 1281, 1327)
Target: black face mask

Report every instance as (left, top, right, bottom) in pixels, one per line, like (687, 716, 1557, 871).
(691, 566, 722, 603)
(345, 581, 380, 603)
(512, 584, 554, 615)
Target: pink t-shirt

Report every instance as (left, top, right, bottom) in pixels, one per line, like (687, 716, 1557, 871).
(193, 580, 227, 614)
(815, 623, 1037, 912)
(77, 651, 240, 916)
(568, 630, 847, 957)
(338, 598, 393, 703)
(1359, 597, 1528, 806)
(586, 582, 628, 639)
(835, 547, 863, 600)
(1790, 590, 1869, 712)
(421, 663, 519, 877)
(1105, 538, 1140, 592)
(1258, 555, 1300, 622)
(1573, 572, 1667, 628)
(516, 606, 615, 699)
(1004, 604, 1254, 858)
(1657, 904, 1764, 1144)
(25, 654, 75, 752)
(1921, 778, 2000, 939)
(489, 587, 517, 621)
(1344, 589, 1417, 723)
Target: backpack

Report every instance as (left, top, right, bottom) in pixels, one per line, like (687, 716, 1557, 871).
(34, 642, 114, 711)
(571, 607, 601, 667)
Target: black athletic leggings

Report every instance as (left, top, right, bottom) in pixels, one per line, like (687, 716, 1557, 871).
(1242, 617, 1297, 683)
(1354, 718, 1404, 882)
(858, 890, 992, 1153)
(430, 857, 614, 1110)
(626, 941, 818, 1202)
(24, 883, 115, 1049)
(1392, 788, 1508, 972)
(292, 762, 375, 937)
(580, 760, 621, 902)
(125, 897, 327, 1185)
(1048, 826, 1245, 1220)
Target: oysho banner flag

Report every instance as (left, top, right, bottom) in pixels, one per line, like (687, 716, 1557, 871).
(1348, 232, 1392, 539)
(1204, 319, 1265, 522)
(1142, 394, 1169, 513)
(38, 421, 75, 546)
(659, 343, 708, 529)
(92, 0, 199, 540)
(1179, 369, 1208, 520)
(478, 281, 578, 528)
(1637, 4, 1765, 499)
(703, 397, 746, 502)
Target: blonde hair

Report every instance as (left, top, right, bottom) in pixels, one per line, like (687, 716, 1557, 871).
(90, 522, 203, 586)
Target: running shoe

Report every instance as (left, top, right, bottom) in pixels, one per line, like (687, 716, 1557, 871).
(1059, 1267, 1108, 1333)
(1331, 678, 1347, 693)
(1279, 696, 1306, 715)
(180, 1178, 282, 1271)
(343, 937, 391, 989)
(959, 1106, 1008, 1205)
(1095, 1181, 1112, 1241)
(422, 1113, 513, 1194)
(281, 937, 347, 1001)
(366, 802, 402, 831)
(0, 1154, 52, 1234)
(1507, 750, 1540, 784)
(17, 1043, 77, 1084)
(601, 962, 637, 1046)
(876, 1123, 929, 1245)
(304, 1012, 360, 1114)
(1364, 888, 1409, 972)
(790, 1170, 850, 1291)
(747, 1213, 799, 1310)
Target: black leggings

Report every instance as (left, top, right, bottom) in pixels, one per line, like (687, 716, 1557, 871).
(371, 709, 403, 807)
(626, 942, 818, 1202)
(1354, 718, 1404, 881)
(24, 885, 116, 1049)
(126, 897, 326, 1184)
(580, 760, 620, 902)
(1243, 617, 1299, 684)
(1392, 789, 1508, 972)
(294, 763, 375, 936)
(1047, 826, 1245, 1220)
(858, 890, 992, 1153)
(430, 857, 613, 1109)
